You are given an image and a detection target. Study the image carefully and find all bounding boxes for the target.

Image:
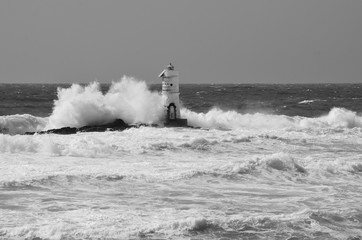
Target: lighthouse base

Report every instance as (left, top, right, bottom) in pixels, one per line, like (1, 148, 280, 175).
(164, 118, 188, 127)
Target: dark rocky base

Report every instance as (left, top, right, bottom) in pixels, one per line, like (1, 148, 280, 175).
(25, 119, 141, 135)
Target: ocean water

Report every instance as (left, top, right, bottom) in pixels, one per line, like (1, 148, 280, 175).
(1, 78, 362, 240)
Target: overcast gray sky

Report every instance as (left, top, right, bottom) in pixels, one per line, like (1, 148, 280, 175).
(0, 0, 361, 84)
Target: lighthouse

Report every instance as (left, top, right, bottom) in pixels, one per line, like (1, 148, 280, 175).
(158, 63, 188, 127)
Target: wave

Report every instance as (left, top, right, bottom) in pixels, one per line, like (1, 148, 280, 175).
(177, 153, 307, 180)
(46, 77, 164, 129)
(182, 108, 296, 130)
(0, 133, 128, 158)
(183, 107, 362, 130)
(299, 99, 316, 104)
(0, 174, 125, 191)
(133, 209, 362, 239)
(299, 107, 362, 129)
(1, 209, 360, 240)
(298, 99, 326, 104)
(0, 114, 47, 135)
(2, 107, 361, 135)
(1, 130, 361, 181)
(179, 138, 218, 151)
(1, 75, 362, 134)
(0, 77, 164, 134)
(176, 152, 362, 182)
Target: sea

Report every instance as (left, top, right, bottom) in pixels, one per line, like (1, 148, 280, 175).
(1, 78, 362, 240)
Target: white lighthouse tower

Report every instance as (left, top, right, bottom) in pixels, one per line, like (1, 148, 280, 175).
(158, 63, 188, 127)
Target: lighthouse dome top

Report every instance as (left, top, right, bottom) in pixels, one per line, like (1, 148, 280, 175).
(158, 63, 178, 78)
(167, 63, 174, 70)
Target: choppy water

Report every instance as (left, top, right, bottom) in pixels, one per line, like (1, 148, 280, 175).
(1, 80, 362, 239)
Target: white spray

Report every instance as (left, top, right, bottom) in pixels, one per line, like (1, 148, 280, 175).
(46, 76, 164, 129)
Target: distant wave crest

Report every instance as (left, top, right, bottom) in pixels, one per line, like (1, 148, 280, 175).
(298, 99, 326, 104)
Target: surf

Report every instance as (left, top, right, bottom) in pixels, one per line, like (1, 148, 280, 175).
(1, 77, 362, 135)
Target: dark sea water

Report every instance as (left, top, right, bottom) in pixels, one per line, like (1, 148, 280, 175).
(1, 81, 362, 240)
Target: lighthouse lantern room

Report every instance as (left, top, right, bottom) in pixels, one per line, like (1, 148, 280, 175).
(158, 63, 188, 127)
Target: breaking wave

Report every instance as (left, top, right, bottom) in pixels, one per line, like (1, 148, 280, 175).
(46, 76, 164, 129)
(183, 107, 362, 130)
(0, 114, 47, 135)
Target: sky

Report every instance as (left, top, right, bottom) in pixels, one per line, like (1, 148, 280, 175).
(0, 0, 361, 84)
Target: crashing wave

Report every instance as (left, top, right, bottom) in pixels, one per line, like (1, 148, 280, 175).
(46, 77, 164, 129)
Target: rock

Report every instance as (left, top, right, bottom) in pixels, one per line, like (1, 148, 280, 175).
(47, 127, 77, 134)
(24, 119, 132, 135)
